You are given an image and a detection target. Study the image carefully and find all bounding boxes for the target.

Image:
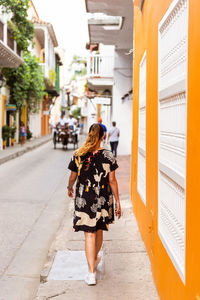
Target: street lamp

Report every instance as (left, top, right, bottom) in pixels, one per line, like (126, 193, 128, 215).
(0, 73, 5, 88)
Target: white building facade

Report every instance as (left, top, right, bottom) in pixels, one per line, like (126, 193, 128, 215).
(85, 0, 133, 155)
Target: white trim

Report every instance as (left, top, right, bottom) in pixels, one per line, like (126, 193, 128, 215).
(159, 230, 185, 283)
(158, 77, 186, 100)
(184, 0, 189, 285)
(137, 51, 147, 205)
(3, 19, 7, 45)
(44, 27, 49, 79)
(140, 51, 146, 67)
(158, 0, 187, 31)
(158, 0, 188, 284)
(138, 145, 146, 157)
(14, 40, 17, 53)
(159, 163, 185, 189)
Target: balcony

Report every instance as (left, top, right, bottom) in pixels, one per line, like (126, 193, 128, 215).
(85, 0, 133, 50)
(0, 18, 23, 68)
(40, 63, 56, 86)
(87, 54, 114, 78)
(33, 20, 57, 82)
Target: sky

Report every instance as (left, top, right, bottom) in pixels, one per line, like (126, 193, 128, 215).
(32, 0, 89, 69)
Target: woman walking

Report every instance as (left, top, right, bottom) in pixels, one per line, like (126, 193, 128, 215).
(108, 121, 120, 157)
(19, 121, 27, 146)
(68, 123, 121, 285)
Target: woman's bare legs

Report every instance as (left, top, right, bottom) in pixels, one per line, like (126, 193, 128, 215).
(84, 230, 103, 273)
(84, 232, 96, 273)
(20, 136, 26, 146)
(95, 230, 103, 265)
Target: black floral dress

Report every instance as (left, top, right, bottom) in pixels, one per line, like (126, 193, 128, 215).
(68, 149, 118, 232)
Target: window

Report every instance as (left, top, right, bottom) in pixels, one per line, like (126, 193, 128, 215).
(137, 51, 146, 205)
(158, 0, 188, 283)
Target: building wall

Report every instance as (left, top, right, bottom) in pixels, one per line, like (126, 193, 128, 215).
(112, 49, 133, 155)
(49, 95, 61, 129)
(131, 0, 200, 300)
(21, 104, 27, 128)
(48, 36, 56, 75)
(29, 112, 41, 138)
(87, 99, 97, 130)
(32, 37, 42, 59)
(28, 35, 43, 139)
(41, 97, 50, 136)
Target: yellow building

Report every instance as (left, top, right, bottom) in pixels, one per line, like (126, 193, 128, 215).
(28, 1, 62, 137)
(131, 0, 200, 299)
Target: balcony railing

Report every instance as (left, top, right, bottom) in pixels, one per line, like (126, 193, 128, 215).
(39, 63, 51, 81)
(87, 54, 114, 78)
(0, 16, 23, 68)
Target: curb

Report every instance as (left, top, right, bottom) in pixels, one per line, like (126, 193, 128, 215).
(0, 136, 52, 166)
(39, 209, 71, 284)
(40, 251, 57, 283)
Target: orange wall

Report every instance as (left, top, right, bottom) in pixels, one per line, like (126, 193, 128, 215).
(131, 1, 200, 300)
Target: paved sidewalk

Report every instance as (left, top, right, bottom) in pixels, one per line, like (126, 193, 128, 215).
(0, 135, 52, 166)
(35, 155, 159, 300)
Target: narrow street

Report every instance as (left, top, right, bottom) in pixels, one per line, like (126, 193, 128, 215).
(0, 142, 73, 300)
(0, 0, 198, 299)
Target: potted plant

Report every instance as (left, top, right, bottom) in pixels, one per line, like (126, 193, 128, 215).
(2, 125, 10, 149)
(10, 126, 16, 146)
(26, 126, 32, 140)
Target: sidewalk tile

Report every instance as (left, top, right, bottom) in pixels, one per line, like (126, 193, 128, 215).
(47, 251, 104, 281)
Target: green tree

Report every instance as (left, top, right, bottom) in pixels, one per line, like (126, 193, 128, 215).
(72, 107, 81, 119)
(69, 55, 87, 81)
(3, 53, 45, 113)
(0, 0, 34, 51)
(70, 55, 87, 66)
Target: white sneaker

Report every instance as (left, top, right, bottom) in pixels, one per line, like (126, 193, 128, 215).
(85, 272, 96, 285)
